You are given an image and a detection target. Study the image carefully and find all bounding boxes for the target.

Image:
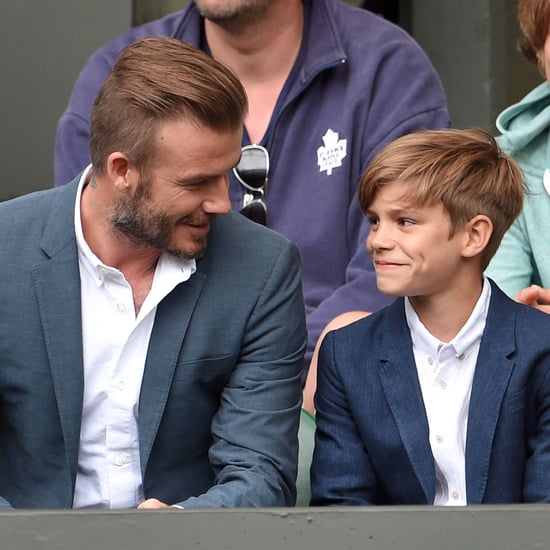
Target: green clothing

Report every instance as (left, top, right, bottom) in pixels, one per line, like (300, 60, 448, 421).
(485, 81, 550, 295)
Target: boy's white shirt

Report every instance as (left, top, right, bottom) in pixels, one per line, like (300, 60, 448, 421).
(405, 277, 491, 505)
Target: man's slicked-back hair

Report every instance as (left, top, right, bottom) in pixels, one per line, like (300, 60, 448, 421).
(358, 128, 526, 270)
(90, 36, 248, 175)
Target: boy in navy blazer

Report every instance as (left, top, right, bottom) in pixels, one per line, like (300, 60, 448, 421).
(311, 128, 550, 505)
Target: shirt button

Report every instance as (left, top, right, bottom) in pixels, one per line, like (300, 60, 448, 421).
(114, 455, 125, 466)
(427, 357, 434, 366)
(116, 302, 126, 311)
(452, 491, 460, 500)
(435, 435, 444, 444)
(439, 380, 447, 390)
(116, 380, 125, 391)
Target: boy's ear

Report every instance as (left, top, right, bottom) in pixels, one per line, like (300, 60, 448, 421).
(461, 214, 493, 259)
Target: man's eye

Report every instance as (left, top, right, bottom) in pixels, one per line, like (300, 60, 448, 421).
(367, 217, 379, 227)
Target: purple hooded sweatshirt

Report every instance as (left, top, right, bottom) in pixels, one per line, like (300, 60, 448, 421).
(55, 0, 450, 365)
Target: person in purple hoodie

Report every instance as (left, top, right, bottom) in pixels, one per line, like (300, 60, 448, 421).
(55, 0, 450, 369)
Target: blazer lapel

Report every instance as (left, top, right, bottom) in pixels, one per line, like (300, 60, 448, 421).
(378, 300, 436, 503)
(32, 181, 84, 487)
(138, 270, 207, 475)
(465, 282, 516, 503)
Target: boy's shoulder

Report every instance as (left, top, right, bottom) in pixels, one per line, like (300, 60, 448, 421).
(329, 298, 407, 351)
(487, 280, 550, 338)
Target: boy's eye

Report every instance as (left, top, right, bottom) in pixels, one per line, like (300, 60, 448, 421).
(399, 218, 415, 227)
(367, 217, 379, 227)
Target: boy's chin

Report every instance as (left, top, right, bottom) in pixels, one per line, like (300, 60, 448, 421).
(376, 283, 403, 297)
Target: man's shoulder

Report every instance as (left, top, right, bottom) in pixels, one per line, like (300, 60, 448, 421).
(327, 0, 419, 47)
(196, 213, 303, 308)
(213, 211, 292, 241)
(86, 7, 197, 69)
(0, 185, 65, 220)
(209, 212, 297, 259)
(0, 181, 77, 249)
(315, 0, 446, 115)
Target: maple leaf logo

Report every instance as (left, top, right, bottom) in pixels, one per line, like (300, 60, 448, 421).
(317, 129, 347, 176)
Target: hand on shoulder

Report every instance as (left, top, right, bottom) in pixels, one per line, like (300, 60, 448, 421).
(515, 285, 550, 314)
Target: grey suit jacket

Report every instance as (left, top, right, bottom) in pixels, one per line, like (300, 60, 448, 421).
(311, 281, 550, 505)
(0, 178, 306, 509)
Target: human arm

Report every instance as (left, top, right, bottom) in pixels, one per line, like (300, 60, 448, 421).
(485, 210, 535, 297)
(304, 30, 450, 365)
(303, 310, 370, 415)
(310, 331, 378, 505)
(175, 242, 306, 508)
(485, 210, 550, 312)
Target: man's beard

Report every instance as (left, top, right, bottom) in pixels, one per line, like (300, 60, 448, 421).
(194, 0, 268, 22)
(109, 185, 210, 260)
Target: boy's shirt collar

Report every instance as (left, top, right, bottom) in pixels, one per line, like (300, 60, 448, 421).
(405, 277, 491, 365)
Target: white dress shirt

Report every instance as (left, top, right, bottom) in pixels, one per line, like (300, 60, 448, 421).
(72, 167, 196, 508)
(405, 277, 491, 506)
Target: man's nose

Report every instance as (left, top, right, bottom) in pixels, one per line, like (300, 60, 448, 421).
(202, 176, 231, 215)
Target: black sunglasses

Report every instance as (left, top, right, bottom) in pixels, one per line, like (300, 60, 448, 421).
(232, 144, 269, 226)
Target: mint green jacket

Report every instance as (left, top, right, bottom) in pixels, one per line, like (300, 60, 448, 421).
(486, 81, 550, 295)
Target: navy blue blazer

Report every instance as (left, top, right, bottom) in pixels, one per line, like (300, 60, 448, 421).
(311, 281, 550, 505)
(0, 178, 306, 509)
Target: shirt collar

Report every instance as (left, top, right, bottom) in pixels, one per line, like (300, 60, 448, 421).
(405, 277, 492, 361)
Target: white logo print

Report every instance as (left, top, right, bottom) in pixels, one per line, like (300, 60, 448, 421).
(317, 129, 347, 175)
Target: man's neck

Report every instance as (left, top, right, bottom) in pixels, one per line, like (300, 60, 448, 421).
(204, 0, 304, 143)
(204, 1, 303, 82)
(80, 176, 161, 307)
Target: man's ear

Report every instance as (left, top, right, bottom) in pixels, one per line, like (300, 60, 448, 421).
(106, 152, 133, 192)
(461, 214, 493, 259)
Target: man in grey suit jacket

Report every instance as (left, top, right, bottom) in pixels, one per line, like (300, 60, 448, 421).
(0, 37, 306, 509)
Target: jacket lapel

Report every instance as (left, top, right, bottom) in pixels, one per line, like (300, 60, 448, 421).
(465, 282, 516, 503)
(138, 270, 207, 475)
(378, 300, 436, 503)
(32, 181, 84, 487)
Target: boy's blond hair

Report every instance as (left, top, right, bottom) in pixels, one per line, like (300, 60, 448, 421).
(358, 128, 525, 270)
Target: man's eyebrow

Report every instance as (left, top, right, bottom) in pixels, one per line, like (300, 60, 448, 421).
(176, 171, 225, 184)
